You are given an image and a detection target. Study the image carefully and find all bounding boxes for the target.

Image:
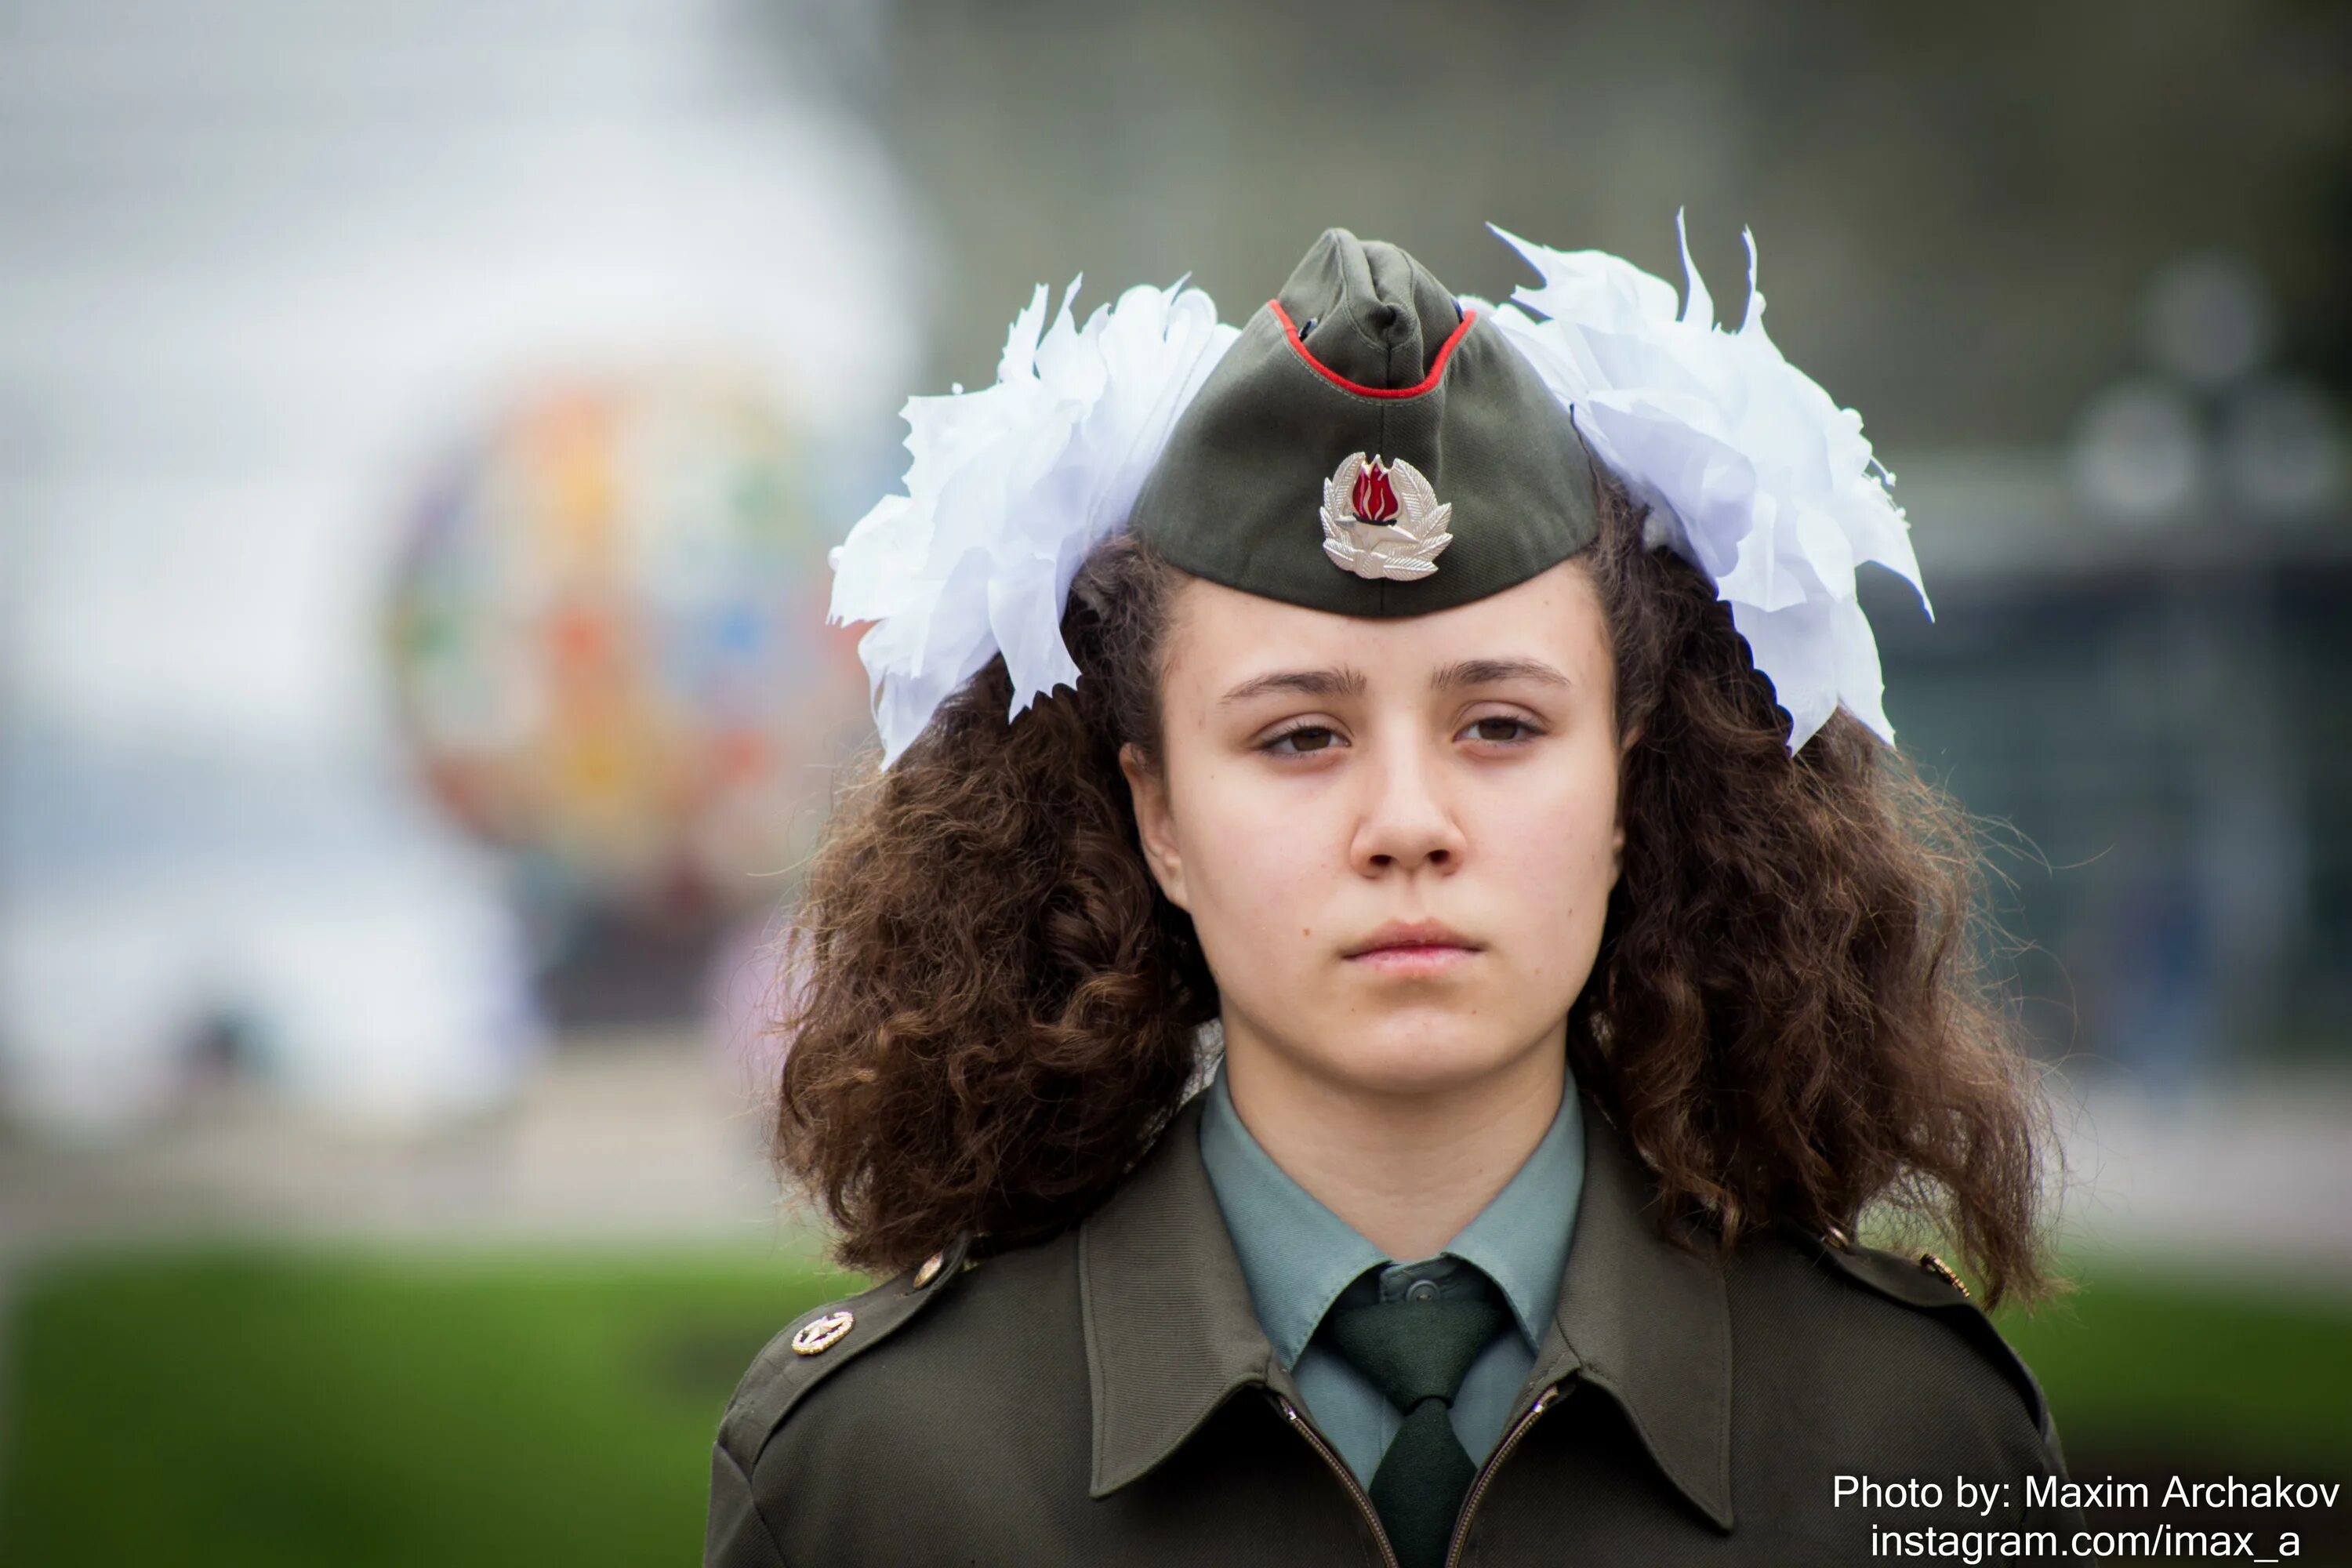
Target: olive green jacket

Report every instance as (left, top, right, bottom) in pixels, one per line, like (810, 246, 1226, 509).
(707, 1092, 2078, 1566)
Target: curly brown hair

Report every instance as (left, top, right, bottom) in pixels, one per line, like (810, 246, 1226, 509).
(768, 473, 2056, 1305)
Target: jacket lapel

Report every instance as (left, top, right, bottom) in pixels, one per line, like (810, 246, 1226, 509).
(1531, 1093, 1737, 1530)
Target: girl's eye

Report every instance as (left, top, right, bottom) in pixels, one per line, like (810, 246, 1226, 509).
(1463, 715, 1541, 744)
(1262, 724, 1340, 756)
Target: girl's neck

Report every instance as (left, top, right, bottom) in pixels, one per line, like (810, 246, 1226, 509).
(1219, 1025, 1568, 1261)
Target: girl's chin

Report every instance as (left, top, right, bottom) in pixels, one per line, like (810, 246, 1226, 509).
(1303, 1034, 1551, 1100)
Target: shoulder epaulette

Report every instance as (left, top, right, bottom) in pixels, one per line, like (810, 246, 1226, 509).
(1794, 1225, 2056, 1450)
(717, 1231, 975, 1467)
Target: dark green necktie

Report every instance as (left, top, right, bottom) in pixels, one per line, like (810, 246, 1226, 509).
(1319, 1271, 1512, 1568)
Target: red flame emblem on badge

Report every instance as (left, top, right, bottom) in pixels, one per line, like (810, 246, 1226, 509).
(1351, 459, 1399, 523)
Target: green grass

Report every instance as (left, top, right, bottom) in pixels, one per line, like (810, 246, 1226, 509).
(0, 1246, 861, 1568)
(1995, 1263, 2352, 1471)
(0, 1247, 2346, 1566)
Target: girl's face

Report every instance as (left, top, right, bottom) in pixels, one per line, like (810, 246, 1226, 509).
(1122, 557, 1627, 1102)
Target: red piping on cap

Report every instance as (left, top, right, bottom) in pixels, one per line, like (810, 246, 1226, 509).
(1269, 299, 1478, 400)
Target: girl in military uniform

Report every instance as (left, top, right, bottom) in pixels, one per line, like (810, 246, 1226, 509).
(706, 222, 2082, 1567)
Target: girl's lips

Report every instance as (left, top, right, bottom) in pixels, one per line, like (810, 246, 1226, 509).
(1346, 943, 1478, 975)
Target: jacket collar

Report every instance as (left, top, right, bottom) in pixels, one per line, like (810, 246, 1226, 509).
(1080, 1091, 1279, 1498)
(1079, 1085, 1735, 1531)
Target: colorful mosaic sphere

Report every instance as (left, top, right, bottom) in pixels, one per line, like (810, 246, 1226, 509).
(386, 373, 869, 913)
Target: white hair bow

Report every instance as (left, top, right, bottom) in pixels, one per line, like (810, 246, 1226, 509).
(826, 278, 1240, 767)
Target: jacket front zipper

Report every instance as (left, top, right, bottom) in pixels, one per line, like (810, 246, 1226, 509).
(1441, 1381, 1563, 1568)
(1272, 1393, 1402, 1568)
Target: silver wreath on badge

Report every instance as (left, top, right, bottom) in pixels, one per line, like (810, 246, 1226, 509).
(1319, 452, 1455, 581)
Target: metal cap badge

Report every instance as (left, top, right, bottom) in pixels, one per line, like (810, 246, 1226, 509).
(1127, 227, 1597, 618)
(1321, 452, 1453, 580)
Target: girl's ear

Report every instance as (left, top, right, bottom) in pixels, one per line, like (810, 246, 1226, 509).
(1119, 742, 1190, 911)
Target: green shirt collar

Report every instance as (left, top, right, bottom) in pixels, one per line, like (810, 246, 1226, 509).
(1196, 1056, 1584, 1364)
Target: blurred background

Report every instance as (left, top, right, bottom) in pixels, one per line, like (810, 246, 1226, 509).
(2, 0, 2347, 1562)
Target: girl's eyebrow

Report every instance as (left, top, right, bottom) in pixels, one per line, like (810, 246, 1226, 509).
(1431, 656, 1573, 692)
(1216, 657, 1571, 709)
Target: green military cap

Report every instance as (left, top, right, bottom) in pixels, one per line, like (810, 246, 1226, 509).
(1127, 227, 1601, 617)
